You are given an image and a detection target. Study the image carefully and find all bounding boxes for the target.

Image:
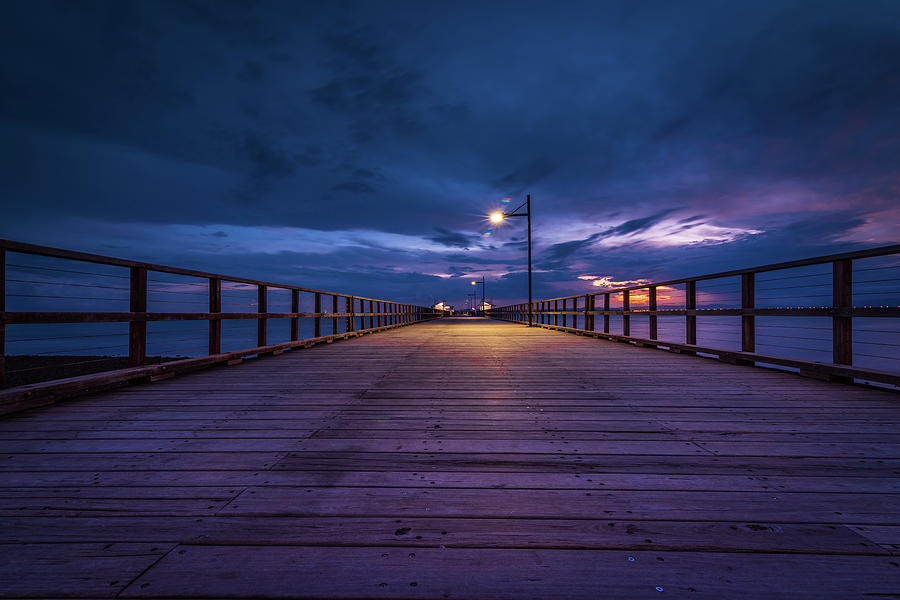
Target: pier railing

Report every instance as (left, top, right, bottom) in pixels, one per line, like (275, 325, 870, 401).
(0, 239, 439, 412)
(489, 245, 900, 387)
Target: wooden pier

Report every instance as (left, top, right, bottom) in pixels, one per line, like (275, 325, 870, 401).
(1, 317, 899, 598)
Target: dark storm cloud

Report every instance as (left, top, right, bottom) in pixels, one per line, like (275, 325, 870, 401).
(428, 228, 474, 248)
(240, 133, 297, 181)
(236, 61, 263, 82)
(1, 0, 898, 308)
(331, 180, 376, 194)
(601, 210, 676, 238)
(166, 0, 294, 48)
(539, 210, 675, 267)
(311, 71, 424, 115)
(494, 158, 558, 195)
(541, 234, 605, 264)
(330, 165, 384, 195)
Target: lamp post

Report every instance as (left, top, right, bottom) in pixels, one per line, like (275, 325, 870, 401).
(490, 194, 532, 327)
(471, 276, 485, 316)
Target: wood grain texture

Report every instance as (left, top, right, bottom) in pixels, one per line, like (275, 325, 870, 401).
(1, 317, 898, 598)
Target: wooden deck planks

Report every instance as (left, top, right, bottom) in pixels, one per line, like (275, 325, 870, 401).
(118, 546, 900, 600)
(1, 317, 899, 598)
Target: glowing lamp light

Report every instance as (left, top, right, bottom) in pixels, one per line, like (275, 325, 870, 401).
(490, 212, 504, 224)
(471, 281, 477, 285)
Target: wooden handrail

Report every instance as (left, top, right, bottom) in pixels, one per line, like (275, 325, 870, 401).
(0, 238, 394, 301)
(489, 245, 900, 387)
(0, 240, 440, 404)
(536, 244, 900, 302)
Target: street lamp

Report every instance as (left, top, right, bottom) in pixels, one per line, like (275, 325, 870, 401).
(471, 276, 485, 316)
(489, 194, 533, 326)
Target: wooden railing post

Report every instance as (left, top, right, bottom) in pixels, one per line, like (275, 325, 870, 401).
(0, 248, 5, 387)
(833, 259, 852, 365)
(562, 298, 567, 328)
(686, 281, 697, 345)
(649, 287, 658, 340)
(622, 290, 630, 337)
(572, 296, 578, 329)
(741, 273, 755, 353)
(257, 285, 267, 347)
(290, 289, 300, 342)
(603, 293, 610, 333)
(128, 267, 147, 367)
(585, 294, 592, 332)
(314, 293, 322, 338)
(369, 300, 374, 329)
(332, 295, 339, 334)
(208, 278, 221, 355)
(346, 296, 354, 333)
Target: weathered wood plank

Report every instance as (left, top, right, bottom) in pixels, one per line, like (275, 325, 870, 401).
(0, 470, 896, 493)
(220, 486, 900, 524)
(0, 543, 175, 598)
(118, 546, 900, 599)
(6, 437, 879, 458)
(272, 452, 900, 476)
(0, 497, 232, 516)
(0, 451, 287, 471)
(0, 516, 885, 555)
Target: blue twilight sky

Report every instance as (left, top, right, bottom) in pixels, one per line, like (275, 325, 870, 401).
(1, 0, 898, 308)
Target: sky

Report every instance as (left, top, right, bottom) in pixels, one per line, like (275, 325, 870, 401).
(1, 0, 899, 309)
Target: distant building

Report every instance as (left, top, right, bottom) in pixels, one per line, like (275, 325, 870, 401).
(433, 301, 452, 312)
